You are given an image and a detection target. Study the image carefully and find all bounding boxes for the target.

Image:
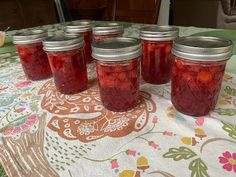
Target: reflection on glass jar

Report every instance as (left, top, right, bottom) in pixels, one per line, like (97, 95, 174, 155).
(140, 26, 179, 84)
(43, 35, 88, 94)
(13, 30, 52, 80)
(171, 36, 233, 116)
(92, 37, 141, 112)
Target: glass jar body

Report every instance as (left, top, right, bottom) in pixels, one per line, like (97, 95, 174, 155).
(141, 40, 173, 84)
(171, 56, 227, 116)
(96, 58, 140, 112)
(16, 42, 52, 80)
(82, 31, 93, 63)
(46, 48, 88, 94)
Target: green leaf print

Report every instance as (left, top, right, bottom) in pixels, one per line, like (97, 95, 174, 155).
(163, 146, 197, 161)
(214, 108, 236, 116)
(222, 121, 236, 140)
(189, 158, 209, 177)
(224, 86, 236, 96)
(0, 164, 8, 177)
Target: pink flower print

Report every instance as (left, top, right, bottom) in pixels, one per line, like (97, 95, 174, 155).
(15, 81, 32, 88)
(149, 141, 159, 149)
(111, 159, 119, 169)
(126, 149, 136, 156)
(163, 131, 173, 136)
(12, 126, 21, 134)
(3, 114, 38, 136)
(16, 108, 26, 113)
(0, 87, 8, 92)
(195, 117, 205, 126)
(219, 151, 236, 173)
(152, 117, 158, 124)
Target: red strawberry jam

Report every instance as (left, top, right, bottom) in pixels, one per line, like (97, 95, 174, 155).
(141, 40, 173, 84)
(13, 30, 52, 80)
(171, 36, 233, 116)
(43, 35, 88, 94)
(83, 31, 93, 63)
(140, 26, 179, 84)
(96, 59, 140, 111)
(92, 37, 141, 112)
(16, 43, 52, 80)
(171, 56, 226, 116)
(47, 49, 88, 94)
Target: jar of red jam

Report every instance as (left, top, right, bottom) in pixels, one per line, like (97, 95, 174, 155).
(43, 35, 88, 94)
(92, 37, 141, 112)
(171, 36, 233, 116)
(66, 20, 94, 63)
(13, 30, 52, 80)
(140, 26, 179, 84)
(92, 22, 123, 41)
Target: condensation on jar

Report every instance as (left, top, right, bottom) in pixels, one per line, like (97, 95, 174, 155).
(171, 36, 233, 116)
(65, 20, 94, 63)
(43, 35, 88, 94)
(140, 26, 179, 84)
(13, 30, 52, 80)
(92, 22, 123, 41)
(92, 37, 141, 112)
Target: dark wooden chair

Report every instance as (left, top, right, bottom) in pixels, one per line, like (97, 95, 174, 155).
(112, 0, 161, 24)
(68, 0, 161, 24)
(0, 0, 57, 30)
(68, 0, 111, 20)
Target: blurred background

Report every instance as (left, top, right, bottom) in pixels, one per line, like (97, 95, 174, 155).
(1, 0, 236, 30)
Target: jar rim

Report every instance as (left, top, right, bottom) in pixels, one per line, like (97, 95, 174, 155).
(92, 22, 123, 35)
(140, 26, 179, 41)
(13, 29, 48, 44)
(172, 36, 234, 61)
(92, 37, 141, 61)
(43, 35, 84, 52)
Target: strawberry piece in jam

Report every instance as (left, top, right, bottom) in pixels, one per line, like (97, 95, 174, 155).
(171, 56, 226, 116)
(141, 40, 173, 84)
(96, 58, 140, 112)
(16, 43, 52, 80)
(47, 49, 88, 94)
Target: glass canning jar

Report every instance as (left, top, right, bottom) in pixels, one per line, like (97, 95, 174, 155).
(66, 20, 94, 63)
(92, 22, 123, 41)
(13, 30, 52, 80)
(92, 37, 141, 112)
(171, 36, 233, 116)
(140, 26, 179, 84)
(43, 35, 88, 94)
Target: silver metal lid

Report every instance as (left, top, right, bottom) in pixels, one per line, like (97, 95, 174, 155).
(92, 37, 141, 61)
(66, 20, 93, 33)
(92, 22, 123, 35)
(172, 36, 233, 61)
(43, 35, 83, 52)
(13, 29, 48, 44)
(64, 32, 81, 38)
(140, 26, 179, 41)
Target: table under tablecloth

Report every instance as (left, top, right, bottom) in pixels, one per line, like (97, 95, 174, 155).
(0, 21, 236, 177)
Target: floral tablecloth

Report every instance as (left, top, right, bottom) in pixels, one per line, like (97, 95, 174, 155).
(0, 22, 236, 177)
